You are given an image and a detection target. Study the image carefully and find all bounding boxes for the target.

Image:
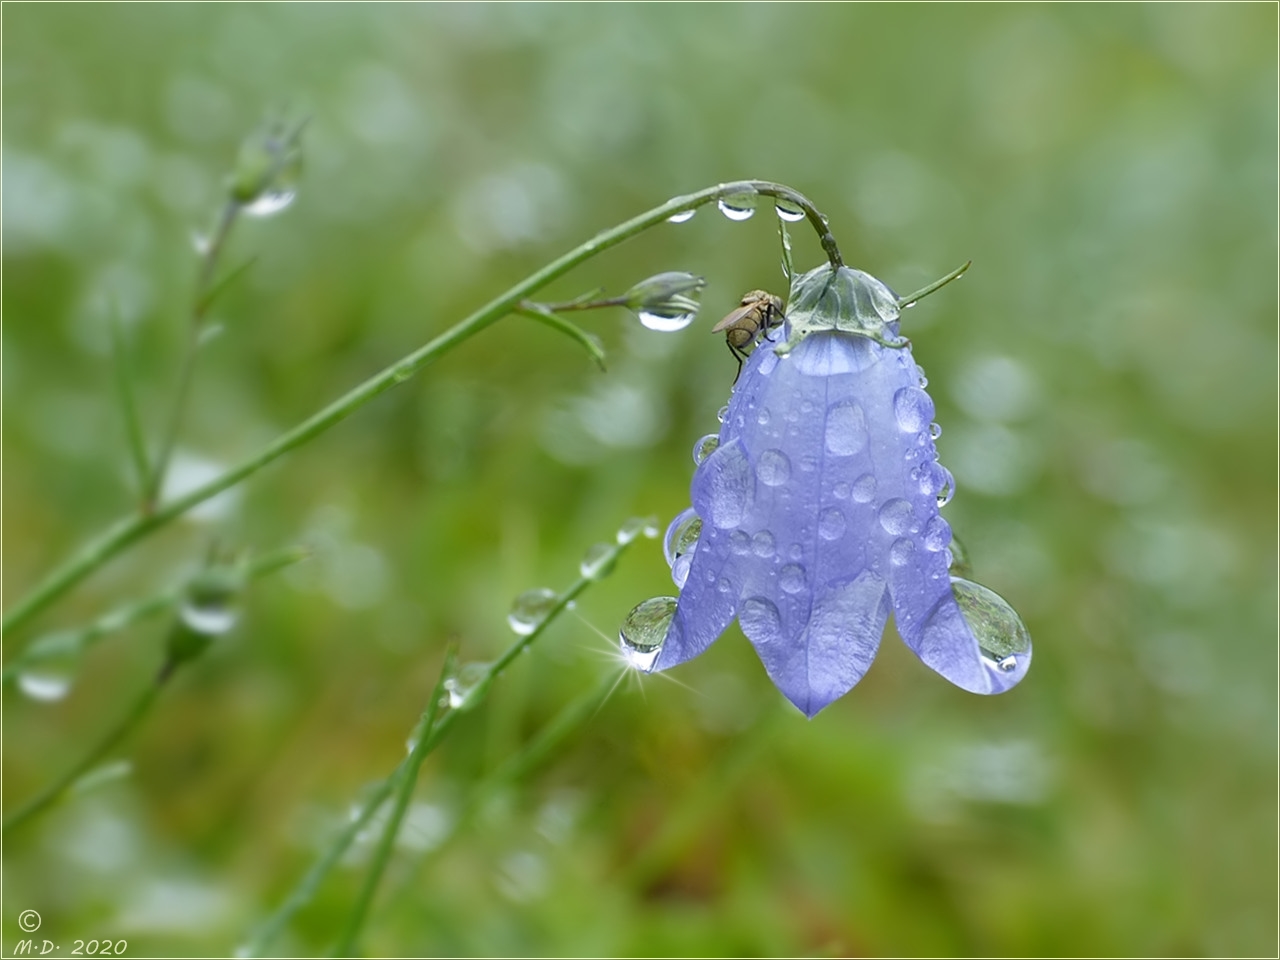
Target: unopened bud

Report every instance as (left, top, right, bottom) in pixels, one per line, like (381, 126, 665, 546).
(167, 565, 245, 666)
(229, 119, 305, 217)
(624, 272, 706, 333)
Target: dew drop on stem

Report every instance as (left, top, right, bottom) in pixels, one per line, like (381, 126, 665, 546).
(717, 192, 757, 221)
(507, 587, 558, 635)
(579, 542, 617, 581)
(774, 199, 805, 222)
(667, 209, 696, 224)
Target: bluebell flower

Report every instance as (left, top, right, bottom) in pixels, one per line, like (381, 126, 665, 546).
(644, 264, 1032, 717)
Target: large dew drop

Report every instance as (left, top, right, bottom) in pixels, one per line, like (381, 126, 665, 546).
(667, 209, 696, 224)
(619, 596, 678, 671)
(950, 577, 1032, 671)
(243, 188, 297, 218)
(717, 192, 757, 221)
(18, 670, 73, 702)
(663, 508, 702, 566)
(636, 304, 697, 333)
(508, 588, 558, 635)
(893, 386, 935, 434)
(180, 597, 239, 636)
(692, 434, 720, 465)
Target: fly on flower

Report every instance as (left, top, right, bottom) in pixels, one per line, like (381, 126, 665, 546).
(622, 261, 1032, 717)
(712, 289, 786, 381)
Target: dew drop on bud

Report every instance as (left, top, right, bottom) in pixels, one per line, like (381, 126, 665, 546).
(579, 542, 617, 581)
(507, 587, 558, 635)
(636, 306, 697, 333)
(619, 596, 678, 671)
(180, 598, 239, 636)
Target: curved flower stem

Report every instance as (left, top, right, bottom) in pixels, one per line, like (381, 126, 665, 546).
(240, 535, 639, 958)
(3, 181, 839, 640)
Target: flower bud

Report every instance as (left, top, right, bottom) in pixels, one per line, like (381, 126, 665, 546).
(624, 272, 706, 333)
(166, 564, 245, 666)
(229, 119, 305, 217)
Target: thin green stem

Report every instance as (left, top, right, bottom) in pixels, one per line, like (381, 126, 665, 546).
(240, 535, 639, 957)
(109, 310, 152, 498)
(144, 200, 241, 511)
(3, 181, 839, 639)
(2, 546, 306, 682)
(514, 305, 607, 370)
(897, 260, 972, 309)
(331, 646, 457, 957)
(3, 673, 165, 834)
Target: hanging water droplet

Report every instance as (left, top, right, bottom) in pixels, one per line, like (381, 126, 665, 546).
(443, 661, 492, 711)
(636, 304, 697, 333)
(243, 188, 297, 218)
(18, 670, 73, 702)
(929, 422, 943, 440)
(666, 209, 696, 224)
(619, 596, 678, 671)
(692, 433, 720, 465)
(663, 508, 702, 566)
(508, 588, 558, 635)
(579, 542, 617, 580)
(717, 192, 757, 221)
(180, 597, 239, 635)
(191, 231, 211, 256)
(716, 405, 730, 424)
(671, 554, 693, 589)
(935, 468, 955, 507)
(949, 577, 1032, 668)
(774, 199, 805, 222)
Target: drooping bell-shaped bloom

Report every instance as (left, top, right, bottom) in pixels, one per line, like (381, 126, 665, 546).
(634, 264, 1031, 717)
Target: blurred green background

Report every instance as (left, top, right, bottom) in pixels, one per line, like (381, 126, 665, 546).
(4, 4, 1276, 957)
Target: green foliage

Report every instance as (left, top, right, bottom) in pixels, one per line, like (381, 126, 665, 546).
(3, 4, 1276, 957)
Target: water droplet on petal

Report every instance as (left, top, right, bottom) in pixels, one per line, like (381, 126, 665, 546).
(779, 564, 807, 594)
(757, 449, 792, 487)
(833, 481, 851, 500)
(692, 433, 720, 465)
(667, 209, 696, 224)
(751, 530, 776, 557)
(757, 408, 771, 426)
(717, 192, 757, 221)
(824, 401, 868, 456)
(663, 508, 702, 566)
(950, 577, 1032, 668)
(929, 422, 943, 440)
(922, 516, 952, 552)
(579, 542, 617, 580)
(878, 498, 914, 535)
(716, 405, 730, 424)
(818, 507, 846, 541)
(18, 671, 72, 702)
(739, 596, 783, 643)
(889, 537, 916, 566)
(935, 468, 955, 507)
(619, 596, 679, 670)
(774, 199, 806, 222)
(893, 386, 935, 434)
(443, 661, 492, 710)
(851, 474, 876, 503)
(508, 588, 558, 635)
(729, 530, 751, 555)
